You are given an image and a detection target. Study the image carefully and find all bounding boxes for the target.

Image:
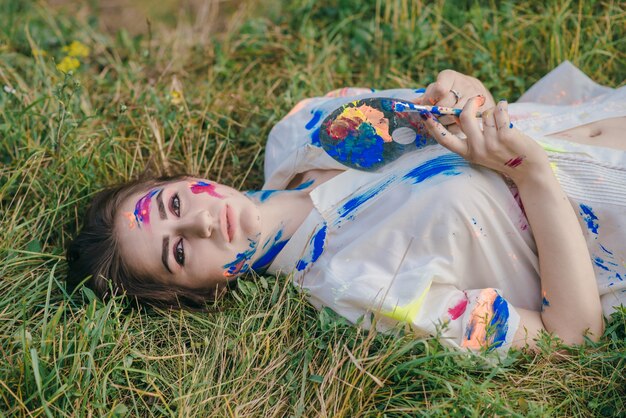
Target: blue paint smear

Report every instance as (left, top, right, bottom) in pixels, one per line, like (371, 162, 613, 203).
(336, 177, 396, 224)
(593, 257, 610, 271)
(579, 204, 599, 234)
(488, 294, 510, 350)
(293, 179, 314, 190)
(414, 133, 426, 148)
(223, 238, 258, 276)
(600, 245, 614, 255)
(334, 154, 466, 225)
(324, 122, 385, 168)
(246, 189, 280, 203)
(311, 127, 321, 146)
(541, 296, 550, 312)
(305, 109, 323, 130)
(296, 224, 327, 271)
(380, 98, 395, 112)
(401, 154, 467, 184)
(394, 101, 417, 112)
(414, 88, 426, 93)
(509, 122, 514, 129)
(252, 231, 288, 272)
(465, 322, 474, 341)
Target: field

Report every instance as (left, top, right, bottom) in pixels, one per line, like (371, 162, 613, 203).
(1, 0, 625, 416)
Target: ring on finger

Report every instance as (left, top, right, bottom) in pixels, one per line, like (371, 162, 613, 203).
(450, 88, 462, 105)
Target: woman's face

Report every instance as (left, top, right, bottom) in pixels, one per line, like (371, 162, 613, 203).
(115, 178, 262, 290)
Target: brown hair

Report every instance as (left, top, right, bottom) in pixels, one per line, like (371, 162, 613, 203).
(66, 176, 229, 309)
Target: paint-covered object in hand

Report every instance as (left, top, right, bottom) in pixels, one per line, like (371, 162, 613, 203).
(319, 97, 437, 171)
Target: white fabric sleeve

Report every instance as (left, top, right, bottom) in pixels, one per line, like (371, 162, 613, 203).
(307, 274, 522, 356)
(405, 284, 521, 356)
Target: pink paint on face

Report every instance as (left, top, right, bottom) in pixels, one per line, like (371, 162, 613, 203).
(504, 156, 525, 168)
(189, 181, 224, 198)
(133, 189, 160, 228)
(448, 298, 468, 320)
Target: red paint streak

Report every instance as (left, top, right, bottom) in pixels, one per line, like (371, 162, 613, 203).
(327, 116, 363, 140)
(190, 181, 224, 198)
(504, 156, 525, 168)
(397, 111, 429, 132)
(448, 298, 468, 320)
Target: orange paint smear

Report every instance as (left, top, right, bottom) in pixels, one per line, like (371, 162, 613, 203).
(123, 212, 137, 230)
(462, 288, 498, 350)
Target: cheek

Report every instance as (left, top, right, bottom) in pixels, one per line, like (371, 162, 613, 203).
(239, 204, 261, 236)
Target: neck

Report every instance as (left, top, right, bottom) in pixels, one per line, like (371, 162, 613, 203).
(245, 188, 313, 272)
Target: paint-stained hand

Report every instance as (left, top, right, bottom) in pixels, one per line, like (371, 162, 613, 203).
(414, 70, 495, 133)
(420, 97, 550, 185)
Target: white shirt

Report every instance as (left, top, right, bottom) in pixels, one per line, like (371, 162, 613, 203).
(264, 62, 626, 354)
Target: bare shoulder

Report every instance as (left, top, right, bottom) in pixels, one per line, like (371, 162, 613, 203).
(286, 169, 344, 190)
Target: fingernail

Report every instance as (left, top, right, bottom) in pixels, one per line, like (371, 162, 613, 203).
(419, 110, 431, 121)
(475, 95, 486, 106)
(498, 98, 508, 103)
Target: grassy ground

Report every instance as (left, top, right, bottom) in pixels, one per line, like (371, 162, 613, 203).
(1, 0, 625, 416)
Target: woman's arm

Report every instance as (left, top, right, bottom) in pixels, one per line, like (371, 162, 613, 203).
(421, 97, 604, 348)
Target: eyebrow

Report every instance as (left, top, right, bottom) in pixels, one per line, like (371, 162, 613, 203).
(156, 189, 167, 220)
(162, 236, 172, 274)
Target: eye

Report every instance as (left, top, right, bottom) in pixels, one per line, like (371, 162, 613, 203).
(174, 239, 185, 266)
(171, 193, 181, 217)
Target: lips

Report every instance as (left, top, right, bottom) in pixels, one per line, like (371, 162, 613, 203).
(226, 204, 236, 242)
(220, 204, 230, 243)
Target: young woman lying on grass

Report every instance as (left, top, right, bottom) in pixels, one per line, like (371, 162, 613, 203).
(67, 62, 626, 355)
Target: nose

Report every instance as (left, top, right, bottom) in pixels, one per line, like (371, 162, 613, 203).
(178, 209, 216, 239)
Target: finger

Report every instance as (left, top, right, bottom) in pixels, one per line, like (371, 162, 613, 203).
(420, 111, 468, 157)
(494, 99, 511, 130)
(447, 124, 462, 136)
(458, 95, 484, 140)
(482, 108, 497, 136)
(419, 77, 453, 106)
(438, 116, 456, 126)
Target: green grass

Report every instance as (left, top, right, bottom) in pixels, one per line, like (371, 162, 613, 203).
(1, 0, 625, 415)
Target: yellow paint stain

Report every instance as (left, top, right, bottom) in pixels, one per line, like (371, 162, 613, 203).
(380, 282, 432, 322)
(550, 162, 558, 173)
(334, 105, 392, 142)
(539, 142, 567, 153)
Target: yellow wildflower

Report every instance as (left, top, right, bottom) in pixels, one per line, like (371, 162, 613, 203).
(32, 48, 47, 57)
(170, 90, 184, 105)
(62, 40, 90, 58)
(57, 56, 80, 73)
(170, 76, 185, 105)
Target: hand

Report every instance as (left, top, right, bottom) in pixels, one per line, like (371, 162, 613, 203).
(420, 96, 550, 185)
(415, 70, 496, 133)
